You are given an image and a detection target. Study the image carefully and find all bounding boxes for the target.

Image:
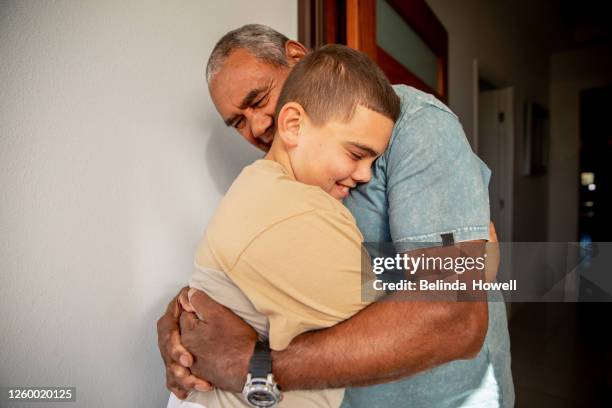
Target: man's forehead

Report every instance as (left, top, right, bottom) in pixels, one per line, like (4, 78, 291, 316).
(212, 50, 277, 87)
(210, 60, 276, 107)
(210, 77, 270, 122)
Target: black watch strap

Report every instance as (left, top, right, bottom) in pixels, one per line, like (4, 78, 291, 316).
(249, 340, 272, 378)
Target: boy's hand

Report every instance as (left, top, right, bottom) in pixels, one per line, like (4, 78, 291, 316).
(157, 287, 213, 399)
(489, 221, 498, 243)
(180, 290, 258, 393)
(485, 221, 500, 282)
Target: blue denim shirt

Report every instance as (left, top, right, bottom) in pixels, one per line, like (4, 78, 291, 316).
(341, 86, 514, 407)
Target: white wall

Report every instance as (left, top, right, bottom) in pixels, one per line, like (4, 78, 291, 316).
(426, 0, 557, 241)
(0, 1, 296, 407)
(548, 45, 612, 241)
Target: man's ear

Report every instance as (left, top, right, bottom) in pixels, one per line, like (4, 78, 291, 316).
(285, 40, 308, 66)
(277, 102, 304, 147)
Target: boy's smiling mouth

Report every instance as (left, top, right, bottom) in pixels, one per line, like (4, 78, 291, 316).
(334, 182, 355, 199)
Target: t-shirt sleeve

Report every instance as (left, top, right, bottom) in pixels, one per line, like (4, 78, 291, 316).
(227, 209, 374, 351)
(386, 105, 491, 253)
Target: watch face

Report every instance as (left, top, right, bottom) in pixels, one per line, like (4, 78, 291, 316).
(247, 390, 276, 407)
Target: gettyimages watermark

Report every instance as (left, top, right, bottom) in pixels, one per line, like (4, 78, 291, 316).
(360, 241, 611, 302)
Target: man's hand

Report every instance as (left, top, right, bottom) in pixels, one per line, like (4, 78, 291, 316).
(157, 287, 212, 399)
(180, 290, 258, 393)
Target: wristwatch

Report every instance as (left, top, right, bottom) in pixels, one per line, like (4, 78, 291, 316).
(242, 340, 282, 407)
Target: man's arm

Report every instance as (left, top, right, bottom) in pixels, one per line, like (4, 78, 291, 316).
(178, 278, 487, 393)
(271, 233, 493, 390)
(161, 224, 498, 395)
(272, 298, 487, 390)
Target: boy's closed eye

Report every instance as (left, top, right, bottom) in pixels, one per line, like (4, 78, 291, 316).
(349, 151, 365, 160)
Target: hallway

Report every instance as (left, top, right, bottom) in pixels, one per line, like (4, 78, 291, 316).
(510, 303, 612, 407)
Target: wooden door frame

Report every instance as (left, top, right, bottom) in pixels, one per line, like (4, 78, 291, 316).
(298, 0, 345, 49)
(299, 0, 448, 101)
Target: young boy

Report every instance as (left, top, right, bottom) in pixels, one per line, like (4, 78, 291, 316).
(172, 44, 400, 408)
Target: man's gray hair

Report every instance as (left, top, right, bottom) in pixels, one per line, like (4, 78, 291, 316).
(206, 24, 290, 83)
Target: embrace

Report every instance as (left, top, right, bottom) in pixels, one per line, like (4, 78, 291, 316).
(157, 24, 514, 408)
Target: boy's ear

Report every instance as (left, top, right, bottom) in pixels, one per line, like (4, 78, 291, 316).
(285, 40, 307, 66)
(277, 102, 304, 147)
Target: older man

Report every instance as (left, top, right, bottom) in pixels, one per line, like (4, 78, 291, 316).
(158, 24, 513, 408)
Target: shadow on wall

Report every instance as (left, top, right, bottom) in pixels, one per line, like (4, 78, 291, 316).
(204, 119, 263, 194)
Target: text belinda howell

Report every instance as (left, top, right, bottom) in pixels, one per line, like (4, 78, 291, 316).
(373, 279, 517, 292)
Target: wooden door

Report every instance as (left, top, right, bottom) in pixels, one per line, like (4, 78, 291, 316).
(300, 0, 448, 102)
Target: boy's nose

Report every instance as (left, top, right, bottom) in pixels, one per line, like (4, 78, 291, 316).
(352, 163, 372, 184)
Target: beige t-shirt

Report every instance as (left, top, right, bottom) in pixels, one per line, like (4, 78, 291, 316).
(187, 159, 376, 408)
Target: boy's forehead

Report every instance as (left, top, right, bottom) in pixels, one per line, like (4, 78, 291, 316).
(324, 106, 393, 155)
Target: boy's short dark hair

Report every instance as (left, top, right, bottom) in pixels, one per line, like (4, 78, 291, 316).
(275, 44, 400, 125)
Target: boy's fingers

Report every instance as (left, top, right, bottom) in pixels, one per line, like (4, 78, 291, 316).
(488, 221, 498, 243)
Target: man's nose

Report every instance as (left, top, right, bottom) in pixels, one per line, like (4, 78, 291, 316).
(246, 110, 273, 141)
(352, 162, 372, 184)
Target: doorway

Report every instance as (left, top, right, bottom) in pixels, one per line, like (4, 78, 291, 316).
(579, 85, 612, 242)
(477, 82, 515, 242)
